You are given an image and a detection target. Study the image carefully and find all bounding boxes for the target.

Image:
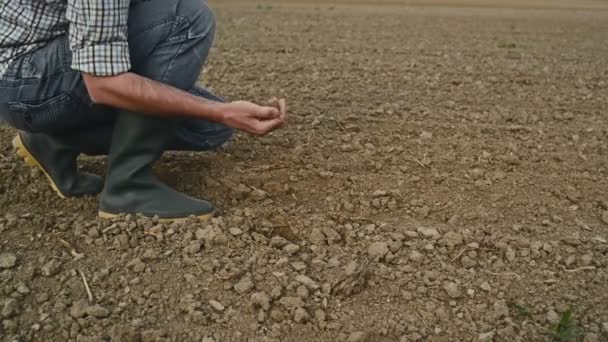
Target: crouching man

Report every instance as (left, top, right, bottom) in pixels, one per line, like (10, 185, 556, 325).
(0, 0, 286, 221)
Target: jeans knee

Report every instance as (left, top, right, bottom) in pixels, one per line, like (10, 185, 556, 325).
(182, 0, 216, 41)
(211, 126, 234, 149)
(190, 85, 224, 103)
(173, 122, 233, 151)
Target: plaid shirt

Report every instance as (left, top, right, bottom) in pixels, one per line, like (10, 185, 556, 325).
(0, 0, 131, 77)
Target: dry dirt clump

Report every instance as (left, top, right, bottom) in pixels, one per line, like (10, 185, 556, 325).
(1, 1, 608, 341)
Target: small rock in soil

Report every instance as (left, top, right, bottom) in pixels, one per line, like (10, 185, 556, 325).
(41, 259, 62, 277)
(297, 285, 309, 299)
(16, 284, 29, 294)
(270, 236, 289, 248)
(294, 307, 309, 323)
(601, 211, 608, 225)
(142, 329, 167, 341)
(279, 296, 305, 308)
(442, 232, 463, 247)
(251, 189, 267, 201)
(315, 309, 327, 322)
(209, 300, 225, 312)
(270, 309, 286, 323)
(580, 254, 593, 266)
(3, 319, 17, 334)
(547, 310, 560, 324)
(388, 240, 403, 253)
(110, 325, 141, 341)
(295, 275, 319, 289)
(256, 309, 266, 322)
(347, 331, 368, 342)
(309, 228, 326, 245)
(283, 244, 301, 255)
(0, 252, 17, 269)
(444, 282, 461, 299)
(583, 333, 600, 342)
(409, 251, 424, 264)
(368, 242, 389, 259)
(480, 282, 491, 292)
(229, 228, 243, 236)
(114, 234, 130, 251)
(185, 241, 203, 254)
(345, 261, 360, 275)
(71, 300, 90, 319)
(291, 261, 307, 271)
(2, 299, 20, 318)
(417, 227, 440, 239)
(70, 300, 110, 319)
(494, 300, 509, 319)
(234, 275, 255, 294)
(478, 331, 495, 341)
(322, 227, 341, 244)
(270, 286, 282, 299)
(86, 305, 111, 318)
(251, 292, 271, 311)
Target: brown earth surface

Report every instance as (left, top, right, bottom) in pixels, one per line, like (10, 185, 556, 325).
(1, 1, 608, 341)
(220, 0, 608, 10)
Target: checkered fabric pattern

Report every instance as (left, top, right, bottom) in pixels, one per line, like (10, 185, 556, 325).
(0, 0, 131, 77)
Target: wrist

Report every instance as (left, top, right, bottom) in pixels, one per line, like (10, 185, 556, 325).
(196, 100, 230, 124)
(215, 102, 230, 124)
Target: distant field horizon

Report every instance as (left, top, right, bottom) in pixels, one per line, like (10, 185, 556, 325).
(214, 0, 608, 10)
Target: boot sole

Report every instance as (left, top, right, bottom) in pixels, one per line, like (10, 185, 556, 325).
(98, 210, 214, 223)
(12, 134, 67, 199)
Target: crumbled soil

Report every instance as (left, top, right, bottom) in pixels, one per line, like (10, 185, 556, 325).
(1, 1, 607, 341)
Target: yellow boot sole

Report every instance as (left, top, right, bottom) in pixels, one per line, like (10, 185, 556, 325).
(98, 210, 214, 223)
(12, 134, 67, 199)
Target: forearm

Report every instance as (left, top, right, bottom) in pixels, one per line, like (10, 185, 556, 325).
(83, 72, 226, 122)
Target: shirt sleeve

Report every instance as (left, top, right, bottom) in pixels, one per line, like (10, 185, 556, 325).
(66, 0, 131, 76)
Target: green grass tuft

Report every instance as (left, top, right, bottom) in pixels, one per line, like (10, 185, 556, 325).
(512, 303, 531, 319)
(497, 42, 518, 49)
(550, 308, 582, 341)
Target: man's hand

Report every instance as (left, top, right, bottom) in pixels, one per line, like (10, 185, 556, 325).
(221, 99, 287, 136)
(83, 72, 288, 135)
(269, 97, 288, 128)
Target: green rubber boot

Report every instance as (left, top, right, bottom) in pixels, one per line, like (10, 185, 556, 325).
(12, 132, 104, 198)
(98, 112, 214, 222)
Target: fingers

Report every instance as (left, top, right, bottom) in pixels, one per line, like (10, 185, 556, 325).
(229, 98, 287, 135)
(278, 98, 287, 123)
(255, 118, 284, 135)
(268, 97, 284, 123)
(268, 98, 287, 121)
(269, 97, 279, 109)
(252, 105, 280, 120)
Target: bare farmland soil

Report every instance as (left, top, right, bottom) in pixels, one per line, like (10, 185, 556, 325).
(1, 1, 607, 341)
(219, 0, 608, 10)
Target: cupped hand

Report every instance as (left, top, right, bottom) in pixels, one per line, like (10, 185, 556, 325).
(269, 97, 288, 127)
(221, 99, 287, 135)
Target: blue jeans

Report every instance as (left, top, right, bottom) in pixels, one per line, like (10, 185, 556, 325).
(0, 0, 232, 153)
